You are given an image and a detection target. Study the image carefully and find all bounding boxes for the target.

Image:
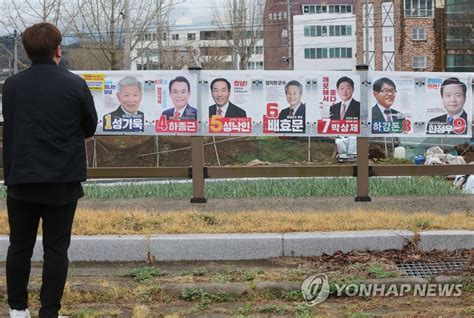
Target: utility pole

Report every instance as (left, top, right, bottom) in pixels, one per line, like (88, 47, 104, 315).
(156, 0, 163, 69)
(364, 0, 369, 65)
(232, 0, 239, 70)
(287, 0, 293, 70)
(13, 29, 18, 74)
(123, 0, 131, 70)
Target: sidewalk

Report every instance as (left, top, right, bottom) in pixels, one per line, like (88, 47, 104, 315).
(0, 249, 471, 317)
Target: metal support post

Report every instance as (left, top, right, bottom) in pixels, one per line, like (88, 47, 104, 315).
(355, 137, 371, 201)
(355, 63, 371, 202)
(190, 136, 207, 203)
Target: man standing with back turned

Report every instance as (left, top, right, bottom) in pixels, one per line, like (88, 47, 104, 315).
(2, 23, 97, 318)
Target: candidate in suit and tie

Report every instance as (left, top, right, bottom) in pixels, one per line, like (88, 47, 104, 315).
(329, 76, 360, 120)
(208, 78, 247, 118)
(103, 76, 144, 131)
(279, 80, 306, 120)
(161, 76, 197, 120)
(427, 77, 468, 135)
(371, 77, 405, 134)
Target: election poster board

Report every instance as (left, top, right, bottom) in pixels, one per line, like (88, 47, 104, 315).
(153, 72, 198, 134)
(317, 73, 361, 135)
(201, 71, 253, 135)
(261, 72, 317, 136)
(78, 71, 198, 135)
(422, 75, 472, 137)
(74, 70, 472, 138)
(81, 72, 148, 134)
(368, 73, 414, 136)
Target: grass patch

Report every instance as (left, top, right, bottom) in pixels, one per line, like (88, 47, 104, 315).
(126, 266, 167, 283)
(0, 177, 454, 200)
(0, 210, 471, 235)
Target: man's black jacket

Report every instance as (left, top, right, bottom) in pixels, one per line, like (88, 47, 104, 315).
(2, 60, 98, 186)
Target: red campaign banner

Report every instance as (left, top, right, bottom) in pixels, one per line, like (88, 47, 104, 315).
(317, 119, 360, 134)
(155, 115, 197, 133)
(209, 116, 252, 133)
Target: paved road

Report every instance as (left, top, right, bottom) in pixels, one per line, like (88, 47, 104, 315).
(69, 195, 474, 215)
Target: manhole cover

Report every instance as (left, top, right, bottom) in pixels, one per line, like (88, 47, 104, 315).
(396, 260, 469, 278)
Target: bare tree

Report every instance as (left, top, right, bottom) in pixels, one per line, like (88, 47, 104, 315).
(0, 0, 69, 36)
(65, 0, 172, 70)
(212, 0, 264, 70)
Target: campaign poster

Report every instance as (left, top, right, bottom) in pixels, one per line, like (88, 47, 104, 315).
(369, 74, 414, 135)
(154, 73, 198, 134)
(82, 73, 147, 134)
(317, 74, 361, 135)
(203, 72, 252, 134)
(262, 74, 308, 134)
(424, 75, 472, 136)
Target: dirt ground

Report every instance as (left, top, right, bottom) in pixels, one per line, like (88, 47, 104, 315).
(85, 136, 474, 168)
(0, 250, 472, 317)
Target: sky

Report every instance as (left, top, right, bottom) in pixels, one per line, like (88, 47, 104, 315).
(171, 0, 227, 27)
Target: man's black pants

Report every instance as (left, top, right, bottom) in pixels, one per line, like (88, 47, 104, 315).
(7, 196, 77, 318)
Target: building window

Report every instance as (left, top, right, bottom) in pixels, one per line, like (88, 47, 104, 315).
(405, 0, 433, 17)
(412, 56, 427, 68)
(172, 34, 179, 40)
(328, 5, 352, 13)
(447, 54, 474, 72)
(255, 46, 263, 54)
(412, 27, 426, 40)
(187, 33, 196, 40)
(304, 48, 316, 59)
(306, 47, 352, 59)
(306, 25, 352, 37)
(446, 0, 470, 14)
(248, 61, 264, 70)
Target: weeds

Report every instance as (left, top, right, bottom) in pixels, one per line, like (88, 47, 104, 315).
(367, 263, 399, 279)
(127, 266, 166, 283)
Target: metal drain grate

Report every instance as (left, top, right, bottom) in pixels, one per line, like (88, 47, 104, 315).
(396, 260, 469, 278)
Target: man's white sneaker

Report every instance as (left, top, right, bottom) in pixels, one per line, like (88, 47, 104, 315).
(9, 309, 31, 318)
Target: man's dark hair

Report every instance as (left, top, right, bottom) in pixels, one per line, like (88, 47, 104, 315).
(22, 22, 62, 60)
(169, 76, 191, 92)
(210, 78, 231, 91)
(336, 76, 354, 89)
(440, 77, 467, 98)
(373, 77, 396, 92)
(284, 80, 303, 94)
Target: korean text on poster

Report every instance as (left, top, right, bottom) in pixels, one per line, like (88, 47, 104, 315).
(369, 75, 414, 135)
(263, 78, 306, 134)
(317, 75, 361, 135)
(155, 75, 198, 134)
(207, 76, 252, 134)
(424, 76, 471, 136)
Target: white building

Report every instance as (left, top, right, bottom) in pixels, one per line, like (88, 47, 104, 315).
(293, 5, 356, 71)
(132, 18, 264, 70)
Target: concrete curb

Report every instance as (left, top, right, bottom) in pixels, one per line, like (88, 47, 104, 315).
(0, 230, 472, 262)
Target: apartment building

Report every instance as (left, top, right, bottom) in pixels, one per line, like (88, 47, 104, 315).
(132, 19, 264, 71)
(355, 0, 443, 71)
(444, 0, 474, 72)
(264, 0, 356, 70)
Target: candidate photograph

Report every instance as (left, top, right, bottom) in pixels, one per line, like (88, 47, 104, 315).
(371, 77, 405, 133)
(426, 77, 468, 135)
(209, 78, 247, 118)
(329, 76, 360, 120)
(103, 75, 144, 122)
(278, 80, 306, 122)
(161, 76, 197, 120)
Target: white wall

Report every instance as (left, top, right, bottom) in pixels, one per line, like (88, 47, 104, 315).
(293, 13, 356, 71)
